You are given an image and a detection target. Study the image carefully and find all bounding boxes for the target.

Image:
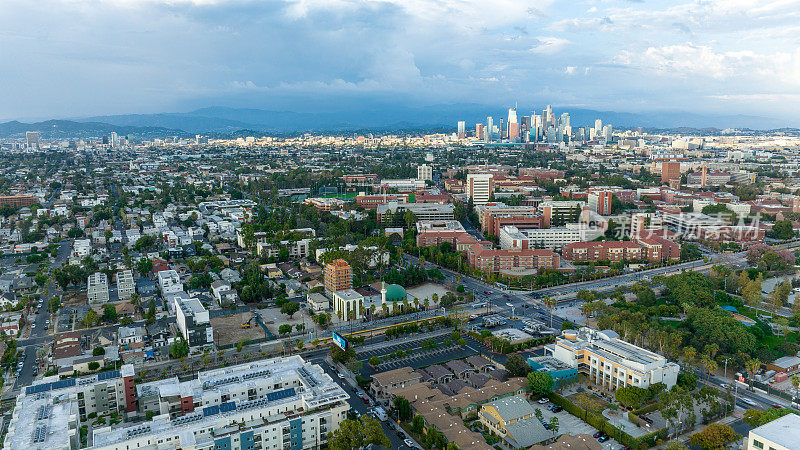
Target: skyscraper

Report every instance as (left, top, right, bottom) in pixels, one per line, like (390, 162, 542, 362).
(26, 131, 39, 150)
(507, 107, 519, 140)
(543, 105, 552, 125)
(486, 116, 494, 142)
(457, 121, 466, 138)
(476, 123, 484, 141)
(594, 119, 603, 135)
(110, 131, 120, 148)
(467, 173, 494, 204)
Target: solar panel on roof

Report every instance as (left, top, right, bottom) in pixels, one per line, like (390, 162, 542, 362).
(266, 388, 296, 402)
(98, 370, 120, 381)
(203, 405, 220, 417)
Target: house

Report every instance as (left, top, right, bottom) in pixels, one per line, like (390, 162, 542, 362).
(466, 355, 495, 373)
(118, 326, 145, 345)
(445, 359, 477, 380)
(370, 366, 422, 399)
(425, 365, 455, 384)
(479, 396, 552, 448)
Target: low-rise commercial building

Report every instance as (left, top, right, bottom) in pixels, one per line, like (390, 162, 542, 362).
(549, 328, 679, 391)
(745, 413, 800, 450)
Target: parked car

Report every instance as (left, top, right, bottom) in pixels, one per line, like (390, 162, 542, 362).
(598, 435, 610, 443)
(404, 439, 416, 448)
(550, 405, 563, 413)
(537, 398, 549, 404)
(593, 432, 605, 439)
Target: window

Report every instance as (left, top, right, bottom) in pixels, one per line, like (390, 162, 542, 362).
(752, 439, 763, 449)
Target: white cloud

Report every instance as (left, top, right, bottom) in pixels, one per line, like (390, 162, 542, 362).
(564, 66, 576, 75)
(529, 36, 570, 54)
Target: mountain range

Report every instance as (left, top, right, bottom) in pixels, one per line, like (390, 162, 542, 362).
(0, 104, 792, 139)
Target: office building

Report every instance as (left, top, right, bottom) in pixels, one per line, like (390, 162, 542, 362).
(116, 269, 135, 301)
(661, 161, 681, 183)
(467, 173, 494, 205)
(376, 202, 454, 223)
(110, 132, 120, 148)
(475, 123, 484, 141)
(26, 131, 40, 150)
(745, 412, 800, 450)
(87, 272, 110, 305)
(174, 297, 213, 347)
(457, 121, 466, 138)
(324, 259, 352, 294)
(630, 212, 663, 237)
(417, 164, 433, 182)
(550, 328, 679, 390)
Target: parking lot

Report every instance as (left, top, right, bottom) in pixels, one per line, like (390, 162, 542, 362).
(357, 334, 481, 377)
(533, 399, 621, 449)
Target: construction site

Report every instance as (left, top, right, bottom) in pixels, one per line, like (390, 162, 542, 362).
(211, 311, 269, 347)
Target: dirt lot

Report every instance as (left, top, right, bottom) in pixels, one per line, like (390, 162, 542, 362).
(62, 292, 88, 307)
(211, 312, 267, 347)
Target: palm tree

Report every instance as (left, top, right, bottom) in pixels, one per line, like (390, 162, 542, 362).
(381, 303, 388, 316)
(424, 298, 430, 310)
(413, 299, 420, 311)
(683, 347, 697, 369)
(543, 297, 557, 328)
(746, 359, 761, 389)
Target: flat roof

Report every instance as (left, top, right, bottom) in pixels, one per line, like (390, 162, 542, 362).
(750, 413, 800, 448)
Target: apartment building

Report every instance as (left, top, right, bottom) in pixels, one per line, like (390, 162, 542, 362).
(550, 328, 679, 391)
(630, 212, 663, 237)
(476, 202, 543, 236)
(87, 272, 110, 305)
(116, 269, 135, 301)
(417, 164, 433, 181)
(587, 190, 613, 216)
(539, 200, 585, 227)
(466, 244, 560, 274)
(174, 297, 213, 347)
(256, 238, 311, 259)
(634, 235, 681, 262)
(324, 259, 352, 294)
(355, 193, 408, 209)
(73, 238, 92, 258)
(157, 270, 184, 295)
(4, 357, 348, 450)
(479, 396, 550, 448)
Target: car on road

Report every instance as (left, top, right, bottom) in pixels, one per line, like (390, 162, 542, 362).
(336, 372, 345, 379)
(403, 438, 416, 448)
(771, 403, 783, 408)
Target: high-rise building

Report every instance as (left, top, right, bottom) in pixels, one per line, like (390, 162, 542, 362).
(661, 161, 681, 183)
(417, 164, 433, 182)
(476, 123, 485, 141)
(594, 119, 603, 135)
(324, 259, 352, 293)
(25, 131, 39, 150)
(507, 108, 519, 140)
(110, 131, 120, 148)
(457, 121, 466, 138)
(543, 105, 552, 125)
(486, 116, 494, 142)
(467, 173, 494, 205)
(588, 190, 613, 216)
(602, 124, 613, 141)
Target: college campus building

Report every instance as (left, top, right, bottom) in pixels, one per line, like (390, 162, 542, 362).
(745, 413, 800, 450)
(549, 328, 679, 391)
(4, 356, 349, 450)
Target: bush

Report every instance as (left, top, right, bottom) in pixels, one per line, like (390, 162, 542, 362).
(88, 361, 100, 371)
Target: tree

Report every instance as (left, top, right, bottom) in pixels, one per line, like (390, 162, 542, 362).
(170, 338, 189, 359)
(82, 309, 99, 328)
(369, 356, 381, 366)
(136, 257, 153, 275)
(411, 414, 425, 434)
(278, 324, 293, 336)
(746, 359, 761, 388)
(548, 416, 559, 438)
(527, 372, 554, 396)
(146, 299, 156, 325)
(770, 281, 791, 313)
(327, 416, 390, 450)
(689, 423, 739, 449)
(615, 386, 650, 409)
(102, 304, 118, 323)
(280, 301, 300, 318)
(48, 296, 61, 314)
(743, 408, 793, 427)
(88, 361, 100, 371)
(770, 220, 795, 240)
(394, 396, 412, 421)
(505, 354, 532, 377)
(92, 346, 105, 356)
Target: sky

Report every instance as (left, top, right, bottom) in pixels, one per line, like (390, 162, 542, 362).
(2, 0, 800, 123)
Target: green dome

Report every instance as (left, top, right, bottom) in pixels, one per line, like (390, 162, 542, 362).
(384, 283, 407, 302)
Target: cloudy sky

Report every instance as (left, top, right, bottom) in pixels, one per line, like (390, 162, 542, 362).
(2, 0, 799, 123)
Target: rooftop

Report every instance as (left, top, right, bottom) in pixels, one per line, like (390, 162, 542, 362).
(749, 413, 800, 448)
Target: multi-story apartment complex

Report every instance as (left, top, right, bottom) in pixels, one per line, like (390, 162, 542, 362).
(630, 212, 664, 237)
(476, 203, 543, 236)
(466, 244, 560, 274)
(587, 190, 613, 216)
(538, 200, 585, 227)
(4, 357, 348, 450)
(116, 269, 135, 301)
(0, 194, 38, 208)
(174, 297, 213, 347)
(87, 272, 109, 305)
(562, 241, 645, 262)
(323, 259, 352, 294)
(157, 270, 184, 295)
(550, 328, 679, 391)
